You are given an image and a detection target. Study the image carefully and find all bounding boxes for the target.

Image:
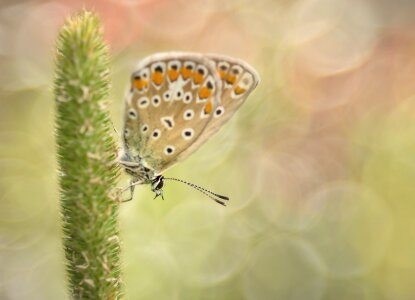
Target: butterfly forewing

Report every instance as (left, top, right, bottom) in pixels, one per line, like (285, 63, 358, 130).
(122, 53, 222, 173)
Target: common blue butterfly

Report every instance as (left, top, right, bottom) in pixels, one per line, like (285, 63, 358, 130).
(118, 52, 260, 205)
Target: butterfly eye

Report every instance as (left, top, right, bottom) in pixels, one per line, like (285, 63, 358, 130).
(164, 146, 175, 155)
(214, 106, 225, 118)
(183, 109, 194, 120)
(123, 128, 130, 137)
(182, 128, 194, 140)
(128, 108, 137, 119)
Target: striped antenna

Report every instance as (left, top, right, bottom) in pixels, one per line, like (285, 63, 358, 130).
(164, 177, 229, 206)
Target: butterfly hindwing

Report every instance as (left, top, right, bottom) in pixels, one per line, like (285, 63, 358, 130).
(173, 54, 260, 160)
(122, 53, 222, 173)
(205, 54, 260, 136)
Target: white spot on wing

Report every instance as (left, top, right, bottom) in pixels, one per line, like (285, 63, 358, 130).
(174, 89, 184, 101)
(184, 61, 195, 71)
(205, 75, 216, 92)
(182, 128, 194, 140)
(168, 60, 181, 70)
(152, 95, 161, 107)
(163, 91, 172, 102)
(214, 106, 225, 118)
(152, 129, 161, 140)
(183, 91, 192, 103)
(151, 62, 166, 73)
(138, 96, 149, 109)
(183, 109, 194, 120)
(128, 108, 137, 120)
(164, 146, 175, 155)
(218, 61, 230, 72)
(230, 65, 243, 77)
(141, 124, 149, 133)
(161, 116, 174, 130)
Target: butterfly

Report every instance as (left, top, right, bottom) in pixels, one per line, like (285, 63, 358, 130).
(118, 52, 260, 205)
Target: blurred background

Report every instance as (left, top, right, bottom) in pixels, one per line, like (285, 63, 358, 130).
(1, 0, 415, 299)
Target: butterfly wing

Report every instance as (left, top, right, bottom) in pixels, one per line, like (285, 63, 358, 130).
(205, 54, 260, 135)
(174, 54, 260, 160)
(122, 52, 222, 173)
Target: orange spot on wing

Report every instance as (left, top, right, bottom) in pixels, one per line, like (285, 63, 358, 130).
(193, 72, 204, 85)
(133, 79, 148, 90)
(198, 87, 212, 99)
(181, 67, 193, 80)
(234, 86, 246, 95)
(151, 71, 164, 85)
(168, 69, 179, 81)
(218, 70, 226, 80)
(225, 74, 236, 85)
(204, 100, 213, 114)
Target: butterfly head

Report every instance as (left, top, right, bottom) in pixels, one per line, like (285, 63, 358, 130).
(151, 175, 165, 200)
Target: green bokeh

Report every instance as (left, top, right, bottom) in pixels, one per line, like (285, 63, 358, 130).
(1, 0, 415, 299)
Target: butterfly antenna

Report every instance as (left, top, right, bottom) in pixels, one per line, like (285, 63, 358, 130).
(163, 177, 229, 206)
(164, 177, 229, 200)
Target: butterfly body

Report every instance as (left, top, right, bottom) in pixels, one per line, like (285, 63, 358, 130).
(119, 52, 260, 204)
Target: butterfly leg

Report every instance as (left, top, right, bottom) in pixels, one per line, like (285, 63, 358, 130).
(121, 183, 135, 202)
(119, 179, 143, 202)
